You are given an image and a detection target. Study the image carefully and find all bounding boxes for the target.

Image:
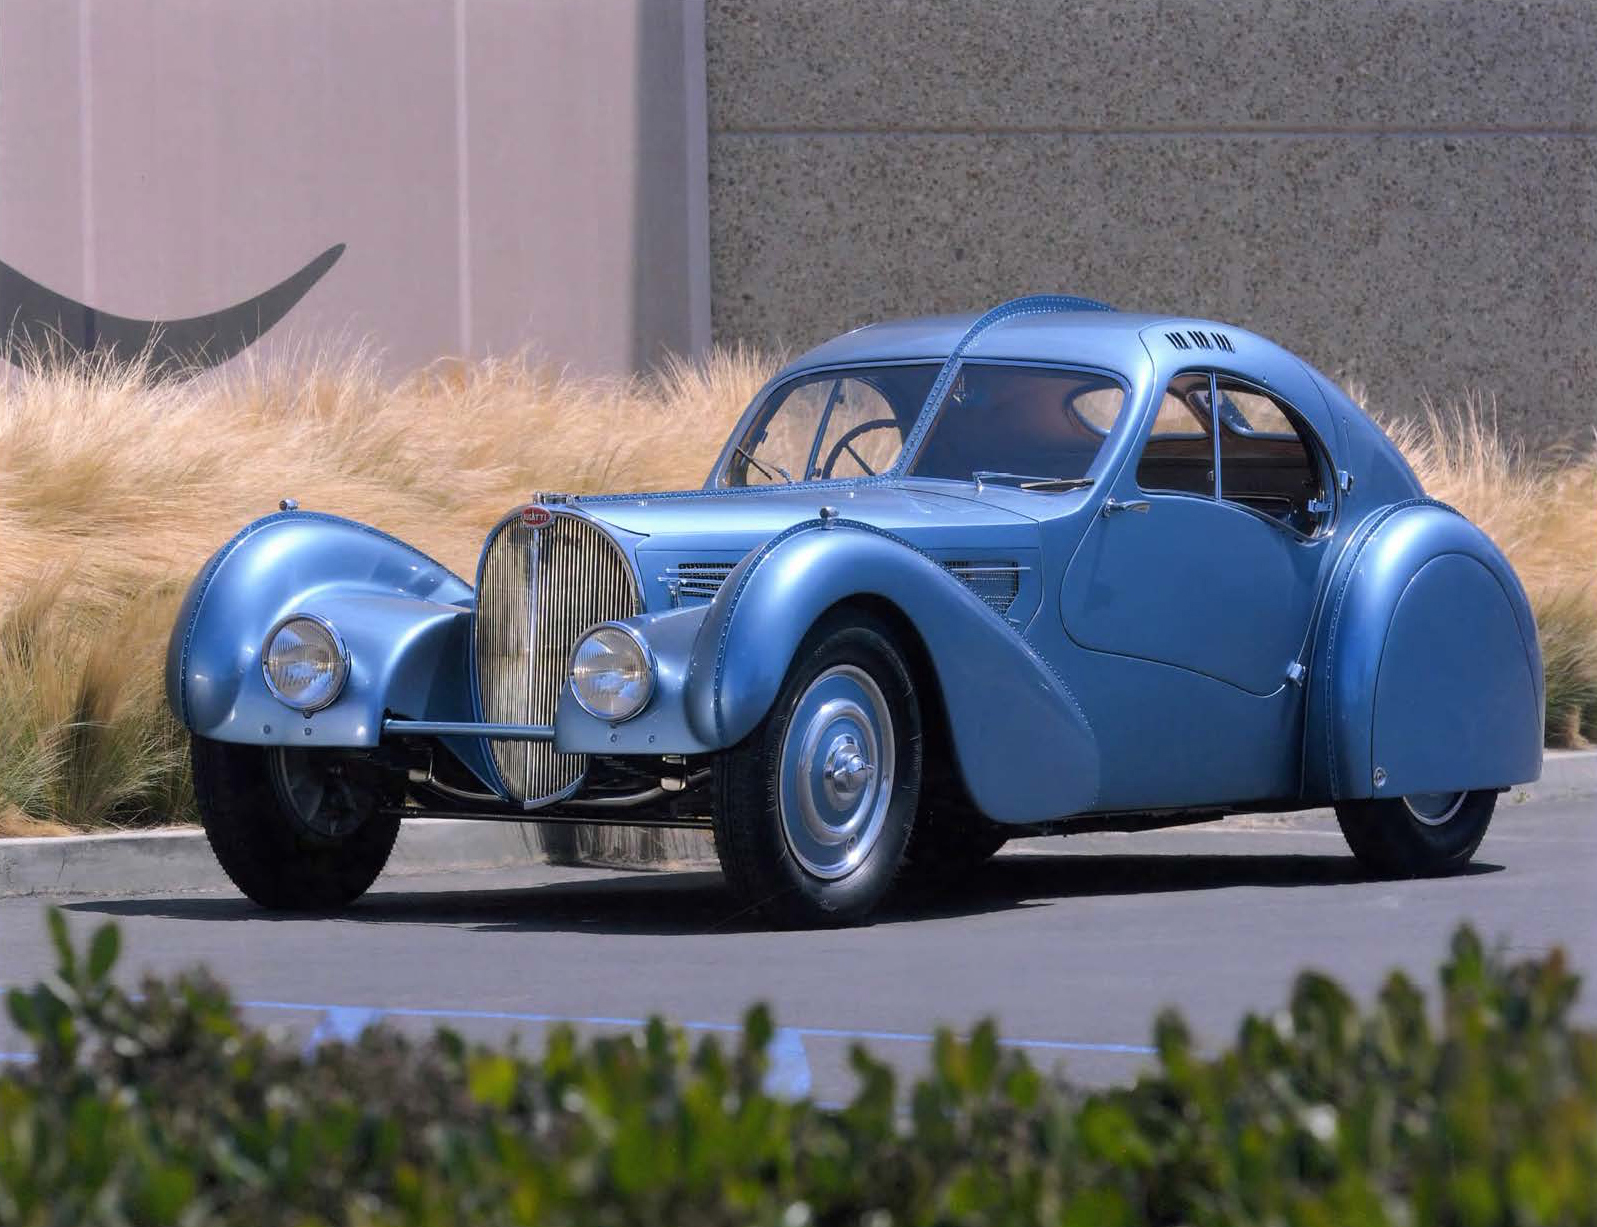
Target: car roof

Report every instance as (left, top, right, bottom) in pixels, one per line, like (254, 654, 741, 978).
(774, 305, 1356, 445)
(780, 309, 1181, 376)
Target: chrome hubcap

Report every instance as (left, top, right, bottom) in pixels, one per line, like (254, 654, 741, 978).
(778, 664, 895, 880)
(1403, 790, 1467, 827)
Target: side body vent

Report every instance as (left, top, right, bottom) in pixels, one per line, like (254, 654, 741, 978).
(944, 560, 1023, 619)
(664, 560, 737, 605)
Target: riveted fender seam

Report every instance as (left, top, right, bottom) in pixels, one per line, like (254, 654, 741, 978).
(175, 510, 462, 726)
(708, 517, 830, 743)
(708, 517, 1098, 807)
(1320, 497, 1457, 796)
(896, 294, 1116, 468)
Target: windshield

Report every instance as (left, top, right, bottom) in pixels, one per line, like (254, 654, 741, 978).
(720, 363, 940, 487)
(909, 363, 1126, 483)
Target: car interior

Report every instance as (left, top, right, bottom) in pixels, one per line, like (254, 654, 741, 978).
(1135, 374, 1328, 535)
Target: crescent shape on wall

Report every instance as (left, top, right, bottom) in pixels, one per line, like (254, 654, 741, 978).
(0, 242, 345, 376)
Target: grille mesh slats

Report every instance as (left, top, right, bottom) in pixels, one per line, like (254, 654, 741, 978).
(945, 561, 1023, 618)
(475, 512, 638, 805)
(665, 560, 737, 605)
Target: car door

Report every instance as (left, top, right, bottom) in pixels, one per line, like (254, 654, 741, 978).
(1059, 371, 1334, 799)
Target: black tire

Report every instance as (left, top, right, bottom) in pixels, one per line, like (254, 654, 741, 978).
(191, 735, 401, 910)
(1334, 788, 1497, 878)
(712, 612, 922, 928)
(899, 767, 1008, 890)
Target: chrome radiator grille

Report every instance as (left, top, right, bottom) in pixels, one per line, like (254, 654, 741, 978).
(474, 511, 638, 805)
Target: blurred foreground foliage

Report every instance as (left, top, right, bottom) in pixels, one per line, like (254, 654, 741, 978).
(3, 912, 1596, 1226)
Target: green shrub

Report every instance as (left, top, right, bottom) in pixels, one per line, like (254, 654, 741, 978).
(4, 911, 1596, 1226)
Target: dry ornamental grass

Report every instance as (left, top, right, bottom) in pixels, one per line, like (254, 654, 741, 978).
(1, 350, 1592, 833)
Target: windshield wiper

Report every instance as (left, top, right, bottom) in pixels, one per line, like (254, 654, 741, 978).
(972, 471, 1095, 493)
(735, 445, 793, 484)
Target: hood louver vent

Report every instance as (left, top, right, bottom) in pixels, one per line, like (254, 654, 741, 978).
(664, 560, 737, 605)
(1166, 329, 1235, 353)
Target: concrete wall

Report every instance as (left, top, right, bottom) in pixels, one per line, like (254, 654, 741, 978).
(0, 0, 708, 376)
(706, 0, 1597, 449)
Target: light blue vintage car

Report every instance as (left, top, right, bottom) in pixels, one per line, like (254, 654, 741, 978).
(167, 295, 1544, 926)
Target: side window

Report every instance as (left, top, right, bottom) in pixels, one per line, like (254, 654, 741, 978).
(1213, 379, 1328, 535)
(1135, 373, 1214, 496)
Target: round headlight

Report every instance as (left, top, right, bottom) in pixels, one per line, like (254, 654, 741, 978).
(262, 616, 349, 713)
(569, 624, 654, 722)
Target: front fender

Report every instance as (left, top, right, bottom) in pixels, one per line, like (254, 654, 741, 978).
(167, 511, 476, 748)
(563, 520, 1099, 823)
(1305, 501, 1543, 800)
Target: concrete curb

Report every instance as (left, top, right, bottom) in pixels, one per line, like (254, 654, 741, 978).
(3, 751, 1592, 899)
(0, 818, 556, 900)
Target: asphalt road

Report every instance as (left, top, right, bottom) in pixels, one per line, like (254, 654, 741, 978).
(3, 794, 1593, 1101)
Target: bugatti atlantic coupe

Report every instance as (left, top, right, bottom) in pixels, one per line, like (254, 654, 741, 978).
(168, 295, 1544, 926)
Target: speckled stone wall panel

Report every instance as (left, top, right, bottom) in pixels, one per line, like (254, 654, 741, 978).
(706, 0, 1597, 449)
(707, 0, 1597, 131)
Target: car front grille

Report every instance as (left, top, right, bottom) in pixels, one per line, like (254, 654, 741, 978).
(474, 511, 638, 805)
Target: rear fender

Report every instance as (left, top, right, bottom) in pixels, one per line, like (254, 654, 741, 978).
(1304, 501, 1543, 800)
(167, 512, 479, 755)
(564, 519, 1100, 823)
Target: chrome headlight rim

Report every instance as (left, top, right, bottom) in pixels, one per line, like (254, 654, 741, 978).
(567, 621, 656, 723)
(260, 612, 350, 715)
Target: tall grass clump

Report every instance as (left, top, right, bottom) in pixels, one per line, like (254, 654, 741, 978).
(0, 349, 1592, 833)
(0, 345, 769, 832)
(0, 571, 190, 835)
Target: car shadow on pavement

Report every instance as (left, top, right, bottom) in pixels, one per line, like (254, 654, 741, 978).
(891, 851, 1503, 923)
(65, 850, 1503, 936)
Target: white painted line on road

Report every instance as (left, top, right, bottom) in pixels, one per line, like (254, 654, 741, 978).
(240, 998, 1156, 1056)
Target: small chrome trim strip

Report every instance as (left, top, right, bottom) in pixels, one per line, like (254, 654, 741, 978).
(382, 718, 555, 741)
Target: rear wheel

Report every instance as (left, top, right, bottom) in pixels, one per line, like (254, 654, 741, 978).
(712, 613, 922, 928)
(192, 735, 401, 910)
(1334, 788, 1497, 878)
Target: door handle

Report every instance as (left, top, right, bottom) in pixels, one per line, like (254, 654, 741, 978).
(1101, 497, 1151, 518)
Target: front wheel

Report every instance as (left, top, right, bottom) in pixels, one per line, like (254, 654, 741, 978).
(192, 735, 401, 910)
(1334, 788, 1497, 878)
(712, 613, 922, 928)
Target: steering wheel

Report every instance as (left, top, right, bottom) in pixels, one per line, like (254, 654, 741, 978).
(819, 418, 900, 478)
